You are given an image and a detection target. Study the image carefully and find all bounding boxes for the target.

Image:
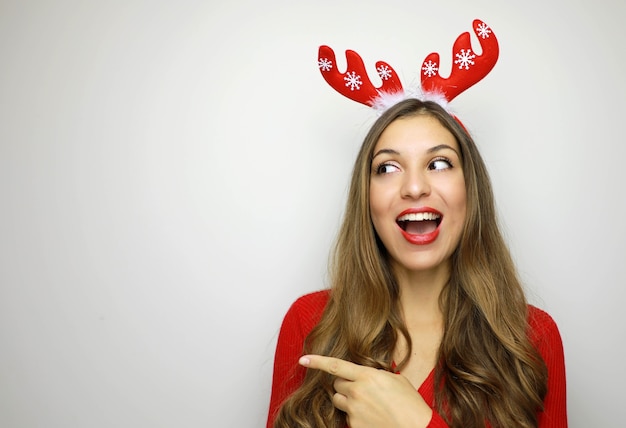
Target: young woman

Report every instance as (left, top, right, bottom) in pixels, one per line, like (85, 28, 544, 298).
(267, 99, 567, 427)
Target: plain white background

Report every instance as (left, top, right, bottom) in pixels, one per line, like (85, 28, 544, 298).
(1, 0, 624, 427)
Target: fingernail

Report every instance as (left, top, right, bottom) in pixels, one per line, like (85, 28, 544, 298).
(299, 356, 310, 366)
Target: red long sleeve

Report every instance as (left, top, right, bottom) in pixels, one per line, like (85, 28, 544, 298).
(266, 291, 328, 428)
(266, 291, 567, 427)
(529, 306, 568, 427)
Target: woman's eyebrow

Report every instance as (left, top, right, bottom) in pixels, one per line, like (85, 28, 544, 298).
(371, 148, 400, 160)
(372, 144, 459, 160)
(428, 144, 460, 157)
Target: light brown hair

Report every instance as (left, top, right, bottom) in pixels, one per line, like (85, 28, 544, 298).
(274, 98, 547, 427)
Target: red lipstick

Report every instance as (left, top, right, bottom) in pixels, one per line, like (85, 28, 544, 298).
(396, 207, 442, 246)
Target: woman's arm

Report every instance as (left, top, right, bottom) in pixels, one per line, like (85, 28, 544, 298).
(266, 292, 328, 428)
(529, 307, 568, 427)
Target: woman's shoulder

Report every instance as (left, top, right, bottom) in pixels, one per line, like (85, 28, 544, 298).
(527, 305, 560, 335)
(290, 289, 331, 311)
(526, 305, 565, 357)
(281, 289, 330, 336)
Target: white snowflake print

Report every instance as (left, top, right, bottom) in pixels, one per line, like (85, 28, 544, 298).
(318, 58, 333, 72)
(422, 60, 439, 77)
(476, 22, 491, 39)
(454, 49, 476, 70)
(344, 71, 363, 91)
(377, 64, 393, 80)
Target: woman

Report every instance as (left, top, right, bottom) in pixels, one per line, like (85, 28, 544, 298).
(266, 98, 567, 427)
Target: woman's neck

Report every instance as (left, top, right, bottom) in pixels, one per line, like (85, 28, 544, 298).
(393, 263, 448, 327)
(392, 264, 446, 388)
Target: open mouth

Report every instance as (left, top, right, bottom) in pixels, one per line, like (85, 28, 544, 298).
(396, 212, 442, 235)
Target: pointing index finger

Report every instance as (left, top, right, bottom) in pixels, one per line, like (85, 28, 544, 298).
(299, 355, 360, 381)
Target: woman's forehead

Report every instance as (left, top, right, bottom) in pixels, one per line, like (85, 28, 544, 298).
(374, 115, 459, 154)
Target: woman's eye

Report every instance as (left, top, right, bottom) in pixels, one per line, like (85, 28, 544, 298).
(375, 163, 400, 174)
(429, 158, 452, 171)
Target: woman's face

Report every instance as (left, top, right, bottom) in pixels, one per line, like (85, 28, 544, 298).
(369, 114, 466, 278)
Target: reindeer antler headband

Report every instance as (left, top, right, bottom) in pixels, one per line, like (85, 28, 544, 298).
(317, 19, 499, 115)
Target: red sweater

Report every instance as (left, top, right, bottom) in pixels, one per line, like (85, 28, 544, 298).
(267, 290, 567, 427)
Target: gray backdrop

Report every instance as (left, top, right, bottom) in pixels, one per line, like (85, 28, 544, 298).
(1, 0, 624, 426)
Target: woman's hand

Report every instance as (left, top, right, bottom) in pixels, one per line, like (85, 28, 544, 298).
(299, 355, 433, 428)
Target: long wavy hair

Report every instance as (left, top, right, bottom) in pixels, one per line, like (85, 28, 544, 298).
(273, 99, 548, 427)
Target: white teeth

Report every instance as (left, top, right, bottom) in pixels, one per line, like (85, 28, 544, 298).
(397, 212, 441, 222)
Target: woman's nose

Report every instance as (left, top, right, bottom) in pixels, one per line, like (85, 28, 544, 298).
(400, 169, 431, 199)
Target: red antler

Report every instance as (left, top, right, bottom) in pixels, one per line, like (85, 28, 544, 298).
(317, 45, 404, 107)
(421, 19, 499, 102)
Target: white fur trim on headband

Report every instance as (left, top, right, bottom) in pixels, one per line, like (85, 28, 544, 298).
(370, 89, 451, 116)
